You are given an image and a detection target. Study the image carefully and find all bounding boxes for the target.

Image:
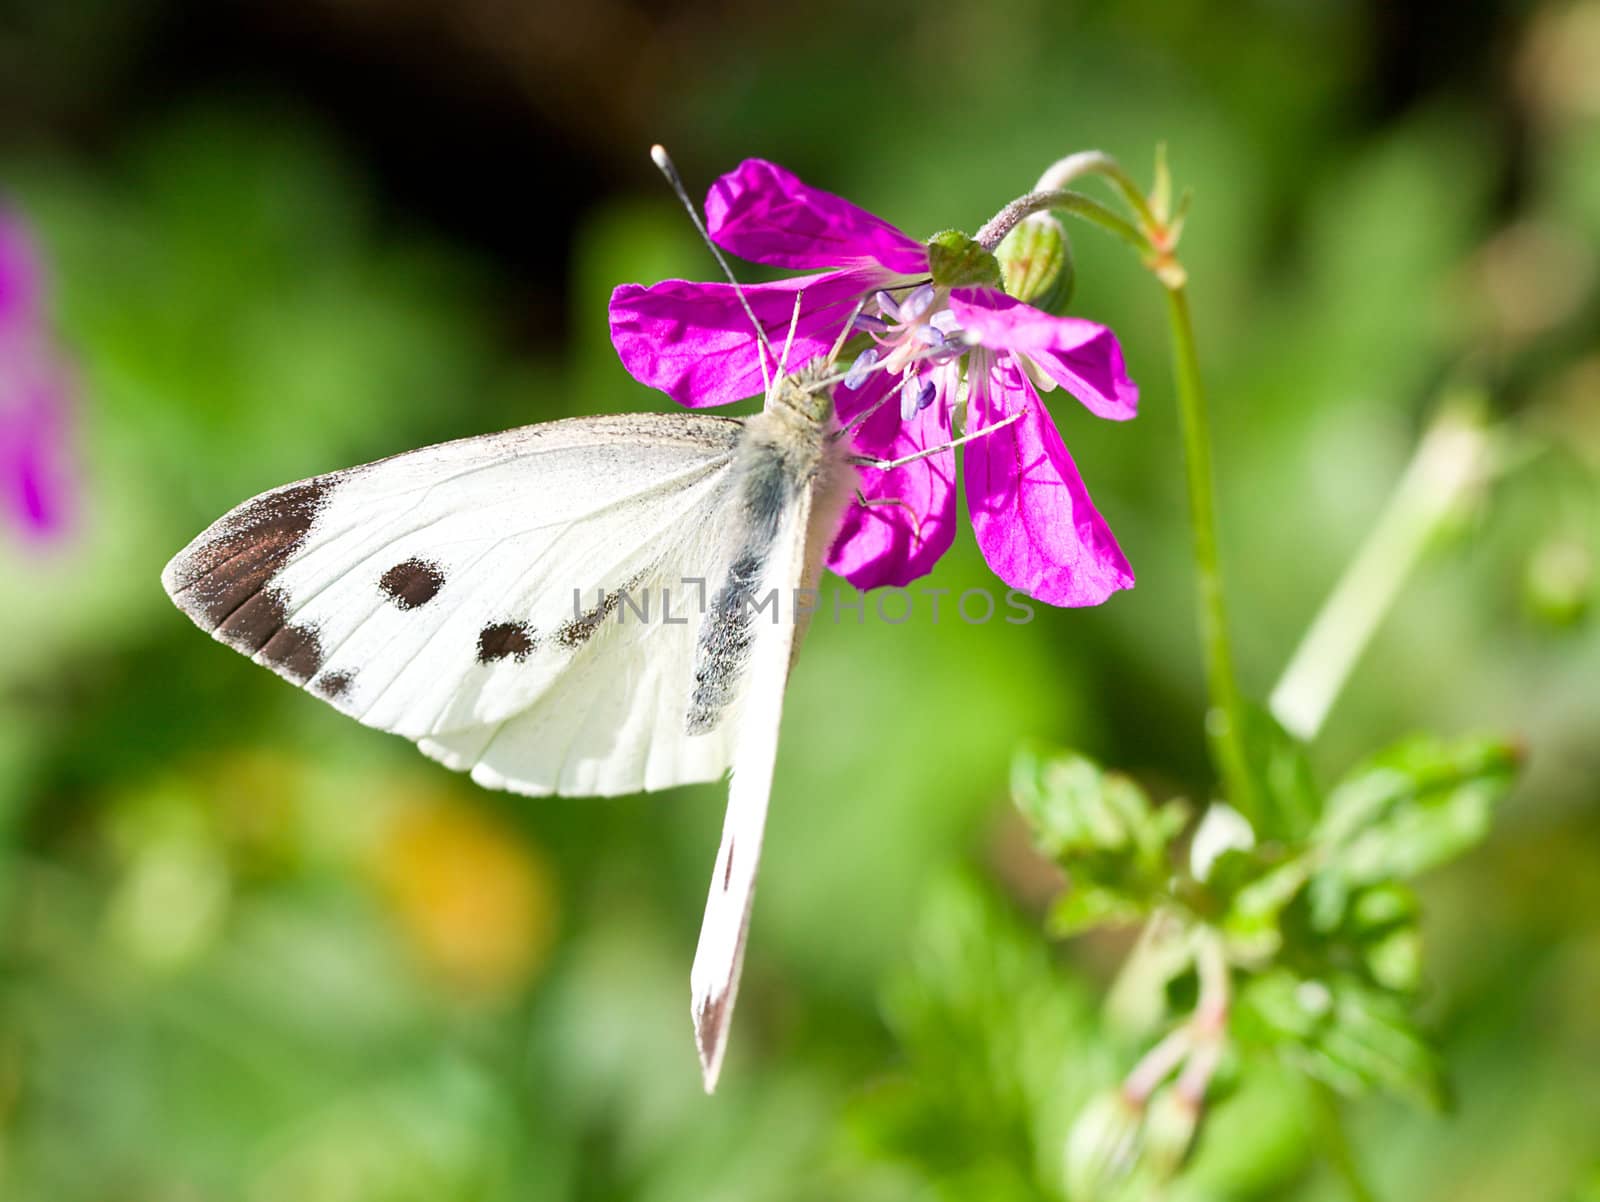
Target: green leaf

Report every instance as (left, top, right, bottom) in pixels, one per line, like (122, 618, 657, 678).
(1012, 745, 1181, 865)
(1237, 972, 1444, 1108)
(1048, 883, 1149, 937)
(1308, 734, 1520, 928)
(1219, 857, 1312, 960)
(1237, 704, 1322, 840)
(1012, 746, 1185, 934)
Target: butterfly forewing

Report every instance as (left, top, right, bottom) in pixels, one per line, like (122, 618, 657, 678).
(163, 413, 751, 796)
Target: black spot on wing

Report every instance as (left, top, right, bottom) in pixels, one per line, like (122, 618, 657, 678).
(478, 621, 536, 663)
(379, 557, 445, 609)
(167, 479, 335, 630)
(557, 588, 623, 648)
(315, 669, 354, 700)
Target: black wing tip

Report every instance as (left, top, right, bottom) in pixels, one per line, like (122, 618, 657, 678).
(161, 475, 342, 688)
(693, 988, 731, 1093)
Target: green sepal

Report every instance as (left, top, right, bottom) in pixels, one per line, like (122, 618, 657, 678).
(926, 229, 1002, 289)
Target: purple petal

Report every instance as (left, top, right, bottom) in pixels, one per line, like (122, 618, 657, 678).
(827, 368, 956, 590)
(0, 334, 74, 540)
(948, 289, 1138, 421)
(705, 160, 929, 277)
(0, 210, 44, 331)
(964, 352, 1132, 607)
(609, 269, 881, 408)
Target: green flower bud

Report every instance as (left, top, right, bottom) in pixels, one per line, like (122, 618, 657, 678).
(926, 229, 1002, 289)
(1524, 536, 1592, 627)
(1365, 925, 1423, 993)
(995, 213, 1076, 313)
(1064, 1088, 1142, 1201)
(1142, 1086, 1200, 1178)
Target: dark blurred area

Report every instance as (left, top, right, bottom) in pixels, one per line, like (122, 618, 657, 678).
(1, 1, 1597, 1199)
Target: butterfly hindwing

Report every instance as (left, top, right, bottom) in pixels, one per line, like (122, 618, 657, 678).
(163, 413, 752, 796)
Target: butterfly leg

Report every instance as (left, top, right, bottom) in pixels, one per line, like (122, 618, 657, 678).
(853, 489, 924, 545)
(847, 409, 1024, 472)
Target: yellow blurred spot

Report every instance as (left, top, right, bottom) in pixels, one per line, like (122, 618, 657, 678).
(1465, 219, 1595, 345)
(373, 796, 557, 1001)
(1518, 1, 1600, 123)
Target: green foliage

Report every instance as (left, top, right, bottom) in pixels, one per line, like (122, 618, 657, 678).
(1012, 745, 1187, 935)
(1236, 971, 1443, 1109)
(1013, 730, 1520, 1192)
(849, 877, 1107, 1202)
(3, 1, 1599, 1198)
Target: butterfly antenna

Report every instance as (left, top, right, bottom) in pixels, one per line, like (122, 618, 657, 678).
(651, 144, 775, 396)
(776, 289, 804, 380)
(825, 297, 866, 368)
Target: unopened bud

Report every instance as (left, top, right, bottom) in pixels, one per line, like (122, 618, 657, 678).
(1064, 1088, 1143, 1201)
(1142, 1085, 1201, 1178)
(995, 213, 1075, 313)
(1524, 536, 1592, 627)
(926, 229, 1002, 289)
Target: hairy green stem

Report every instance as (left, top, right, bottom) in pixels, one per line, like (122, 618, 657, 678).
(1163, 286, 1258, 821)
(974, 189, 1150, 255)
(1032, 150, 1159, 230)
(989, 151, 1253, 816)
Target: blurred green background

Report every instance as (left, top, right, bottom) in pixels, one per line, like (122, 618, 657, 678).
(2, 0, 1598, 1198)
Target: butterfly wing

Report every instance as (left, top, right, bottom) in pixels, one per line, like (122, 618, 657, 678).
(162, 413, 750, 796)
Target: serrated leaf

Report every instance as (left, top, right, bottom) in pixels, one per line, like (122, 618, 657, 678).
(1237, 972, 1443, 1108)
(1012, 745, 1180, 866)
(1049, 883, 1149, 936)
(1308, 734, 1519, 927)
(1012, 746, 1184, 935)
(1220, 857, 1312, 960)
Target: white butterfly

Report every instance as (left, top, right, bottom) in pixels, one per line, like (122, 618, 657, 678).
(162, 365, 862, 1090)
(160, 147, 964, 1089)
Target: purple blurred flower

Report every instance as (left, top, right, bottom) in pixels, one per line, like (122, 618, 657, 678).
(609, 160, 1137, 606)
(0, 208, 74, 543)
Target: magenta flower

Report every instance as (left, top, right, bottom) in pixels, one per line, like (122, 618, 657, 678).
(0, 208, 75, 543)
(610, 160, 1137, 606)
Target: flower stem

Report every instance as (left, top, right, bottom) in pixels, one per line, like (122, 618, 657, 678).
(995, 151, 1253, 815)
(975, 189, 1150, 256)
(1163, 285, 1258, 822)
(1269, 402, 1493, 741)
(1032, 150, 1159, 230)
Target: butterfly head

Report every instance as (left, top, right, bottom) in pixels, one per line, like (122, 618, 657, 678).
(767, 363, 837, 427)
